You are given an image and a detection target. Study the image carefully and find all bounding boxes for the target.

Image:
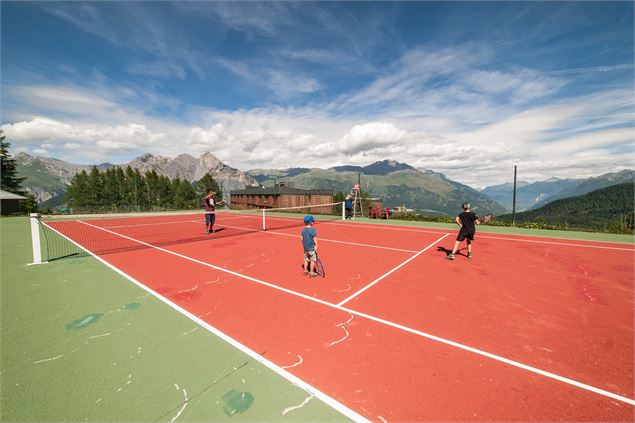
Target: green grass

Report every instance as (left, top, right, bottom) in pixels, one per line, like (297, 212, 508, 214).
(0, 217, 349, 422)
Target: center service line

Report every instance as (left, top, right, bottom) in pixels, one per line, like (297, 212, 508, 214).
(337, 233, 449, 306)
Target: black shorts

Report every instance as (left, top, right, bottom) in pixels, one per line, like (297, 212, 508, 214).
(205, 213, 216, 226)
(457, 231, 475, 242)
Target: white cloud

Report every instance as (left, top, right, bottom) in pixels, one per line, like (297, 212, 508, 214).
(338, 122, 409, 154)
(2, 40, 632, 188)
(268, 71, 322, 99)
(128, 62, 187, 79)
(2, 118, 165, 160)
(463, 69, 565, 102)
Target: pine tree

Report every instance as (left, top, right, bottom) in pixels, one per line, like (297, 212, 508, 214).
(172, 177, 186, 209)
(157, 175, 173, 208)
(124, 167, 141, 210)
(102, 168, 121, 210)
(145, 170, 160, 208)
(67, 170, 91, 210)
(88, 166, 104, 209)
(21, 192, 39, 213)
(0, 129, 26, 195)
(196, 173, 223, 203)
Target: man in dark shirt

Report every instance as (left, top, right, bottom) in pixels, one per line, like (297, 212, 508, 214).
(203, 189, 223, 235)
(446, 202, 481, 260)
(344, 194, 353, 219)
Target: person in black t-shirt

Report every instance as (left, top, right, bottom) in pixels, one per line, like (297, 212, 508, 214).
(446, 202, 481, 260)
(203, 189, 224, 235)
(344, 194, 353, 219)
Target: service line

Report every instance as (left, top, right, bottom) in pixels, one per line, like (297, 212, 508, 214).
(72, 221, 635, 407)
(337, 233, 449, 306)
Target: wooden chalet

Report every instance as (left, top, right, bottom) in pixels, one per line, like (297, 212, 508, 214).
(0, 189, 26, 216)
(230, 186, 335, 214)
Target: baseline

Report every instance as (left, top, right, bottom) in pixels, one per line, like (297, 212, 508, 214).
(314, 220, 635, 250)
(73, 220, 635, 407)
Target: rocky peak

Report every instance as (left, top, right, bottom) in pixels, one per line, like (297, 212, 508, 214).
(198, 152, 223, 170)
(138, 153, 154, 162)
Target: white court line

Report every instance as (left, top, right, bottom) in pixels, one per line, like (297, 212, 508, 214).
(216, 222, 418, 253)
(477, 235, 635, 251)
(104, 219, 202, 229)
(74, 221, 635, 407)
(96, 213, 633, 252)
(337, 234, 450, 306)
(79, 216, 419, 253)
(44, 221, 369, 423)
(116, 219, 418, 254)
(220, 212, 635, 251)
(309, 218, 635, 249)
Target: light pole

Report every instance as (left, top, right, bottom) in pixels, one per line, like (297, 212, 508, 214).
(512, 165, 517, 226)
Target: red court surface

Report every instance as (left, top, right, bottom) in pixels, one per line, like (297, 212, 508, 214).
(46, 213, 635, 421)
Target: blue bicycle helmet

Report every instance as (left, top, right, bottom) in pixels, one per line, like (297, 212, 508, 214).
(303, 215, 315, 224)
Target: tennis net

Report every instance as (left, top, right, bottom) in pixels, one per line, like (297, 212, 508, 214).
(29, 202, 344, 263)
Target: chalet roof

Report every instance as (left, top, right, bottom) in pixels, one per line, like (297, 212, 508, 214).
(230, 187, 333, 196)
(0, 189, 27, 200)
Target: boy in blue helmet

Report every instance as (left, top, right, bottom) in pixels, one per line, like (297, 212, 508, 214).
(446, 202, 482, 260)
(301, 215, 319, 277)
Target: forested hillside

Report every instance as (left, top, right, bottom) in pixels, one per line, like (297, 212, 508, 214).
(496, 183, 634, 234)
(62, 166, 222, 213)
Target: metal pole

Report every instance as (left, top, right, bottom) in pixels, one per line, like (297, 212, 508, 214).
(512, 165, 517, 226)
(134, 174, 138, 211)
(28, 213, 46, 265)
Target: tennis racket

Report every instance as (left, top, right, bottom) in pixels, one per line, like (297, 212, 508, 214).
(315, 252, 326, 278)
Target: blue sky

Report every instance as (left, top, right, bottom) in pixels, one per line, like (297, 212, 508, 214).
(1, 1, 633, 187)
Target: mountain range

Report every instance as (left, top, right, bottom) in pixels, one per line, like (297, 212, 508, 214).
(15, 152, 259, 206)
(15, 152, 633, 218)
(248, 161, 509, 216)
(481, 170, 635, 211)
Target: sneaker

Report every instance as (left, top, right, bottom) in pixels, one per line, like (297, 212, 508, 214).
(467, 253, 472, 259)
(205, 230, 210, 234)
(303, 270, 308, 276)
(309, 272, 318, 278)
(445, 253, 455, 260)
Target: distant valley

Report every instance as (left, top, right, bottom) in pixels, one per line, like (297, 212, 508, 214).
(496, 182, 634, 233)
(481, 170, 634, 211)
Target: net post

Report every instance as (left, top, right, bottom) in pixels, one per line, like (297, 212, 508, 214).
(341, 201, 345, 220)
(262, 209, 266, 231)
(28, 213, 47, 265)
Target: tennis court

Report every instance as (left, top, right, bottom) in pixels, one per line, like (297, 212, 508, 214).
(17, 210, 635, 420)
